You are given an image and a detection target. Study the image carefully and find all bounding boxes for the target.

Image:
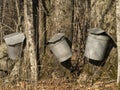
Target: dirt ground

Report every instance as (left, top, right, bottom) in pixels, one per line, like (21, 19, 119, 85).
(0, 77, 118, 90)
(0, 43, 118, 90)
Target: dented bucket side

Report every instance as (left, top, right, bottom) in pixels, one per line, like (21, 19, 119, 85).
(84, 28, 110, 61)
(48, 33, 72, 62)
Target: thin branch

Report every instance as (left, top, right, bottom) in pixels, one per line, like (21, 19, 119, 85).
(1, 23, 14, 31)
(15, 0, 21, 32)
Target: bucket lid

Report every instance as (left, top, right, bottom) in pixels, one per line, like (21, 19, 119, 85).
(88, 28, 105, 35)
(4, 32, 25, 45)
(88, 33, 110, 41)
(48, 33, 65, 44)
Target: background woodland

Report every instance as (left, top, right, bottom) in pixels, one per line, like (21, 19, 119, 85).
(0, 0, 118, 89)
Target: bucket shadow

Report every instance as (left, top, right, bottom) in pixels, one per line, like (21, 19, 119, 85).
(60, 37, 74, 72)
(65, 37, 72, 48)
(61, 58, 74, 72)
(89, 37, 116, 66)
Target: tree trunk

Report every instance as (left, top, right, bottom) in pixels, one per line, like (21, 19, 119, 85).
(0, 0, 6, 44)
(71, 0, 88, 73)
(46, 0, 73, 40)
(24, 0, 38, 81)
(89, 0, 116, 80)
(15, 0, 20, 32)
(38, 0, 46, 79)
(116, 0, 120, 84)
(39, 0, 73, 78)
(39, 0, 46, 54)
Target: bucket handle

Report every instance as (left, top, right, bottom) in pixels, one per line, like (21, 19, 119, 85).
(46, 36, 64, 45)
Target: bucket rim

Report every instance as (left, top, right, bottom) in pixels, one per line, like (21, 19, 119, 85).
(48, 38, 65, 48)
(4, 32, 25, 45)
(88, 33, 110, 41)
(88, 28, 105, 35)
(48, 33, 65, 44)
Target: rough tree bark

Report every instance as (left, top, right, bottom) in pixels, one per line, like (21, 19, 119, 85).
(39, 0, 73, 78)
(116, 0, 120, 84)
(24, 0, 38, 81)
(90, 0, 116, 38)
(53, 0, 72, 34)
(15, 0, 21, 32)
(0, 0, 6, 44)
(39, 0, 46, 54)
(46, 0, 72, 40)
(90, 0, 116, 80)
(38, 0, 46, 79)
(71, 0, 88, 73)
(50, 0, 73, 78)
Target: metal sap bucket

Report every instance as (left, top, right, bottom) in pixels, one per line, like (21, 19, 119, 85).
(84, 28, 110, 61)
(4, 32, 25, 60)
(48, 33, 72, 62)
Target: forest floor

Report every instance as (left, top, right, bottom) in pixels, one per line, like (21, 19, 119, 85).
(0, 77, 118, 90)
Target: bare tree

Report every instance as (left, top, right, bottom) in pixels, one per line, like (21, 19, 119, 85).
(89, 0, 116, 80)
(46, 0, 72, 40)
(116, 0, 120, 84)
(24, 0, 38, 81)
(71, 0, 88, 72)
(39, 0, 46, 54)
(38, 0, 73, 78)
(0, 0, 6, 44)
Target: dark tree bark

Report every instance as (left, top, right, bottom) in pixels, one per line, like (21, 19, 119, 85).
(23, 0, 38, 81)
(88, 0, 117, 80)
(71, 0, 88, 74)
(46, 0, 73, 40)
(39, 0, 73, 78)
(0, 0, 6, 44)
(39, 0, 46, 54)
(116, 0, 120, 85)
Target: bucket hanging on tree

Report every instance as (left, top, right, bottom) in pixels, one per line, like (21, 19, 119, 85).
(4, 32, 25, 60)
(84, 28, 110, 61)
(48, 33, 72, 62)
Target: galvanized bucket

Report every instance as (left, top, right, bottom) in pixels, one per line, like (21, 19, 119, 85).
(4, 32, 25, 60)
(84, 28, 110, 61)
(48, 33, 72, 62)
